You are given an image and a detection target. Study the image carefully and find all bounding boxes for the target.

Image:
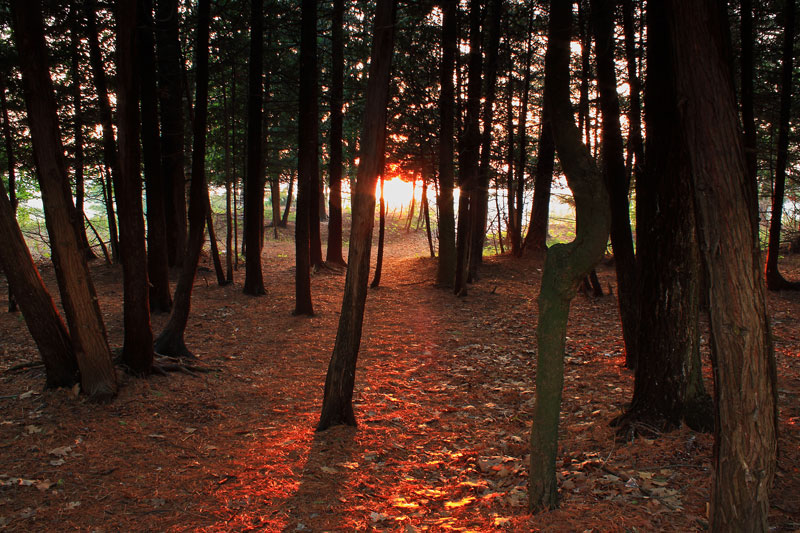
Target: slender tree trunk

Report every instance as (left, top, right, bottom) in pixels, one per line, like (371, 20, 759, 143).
(470, 0, 502, 279)
(1, 77, 19, 312)
(154, 0, 212, 359)
(765, 0, 799, 290)
(741, 0, 758, 189)
(99, 166, 120, 260)
(318, 0, 396, 430)
(281, 173, 294, 227)
(69, 3, 95, 261)
(294, 0, 319, 315)
(371, 174, 386, 288)
(454, 0, 483, 295)
(206, 192, 227, 285)
(524, 95, 555, 253)
(529, 0, 610, 511)
(422, 176, 435, 257)
(513, 8, 534, 257)
(405, 175, 417, 232)
(667, 1, 777, 529)
(622, 0, 644, 183)
(115, 0, 155, 375)
(0, 176, 79, 387)
(156, 0, 187, 268)
(138, 0, 172, 313)
(615, 0, 712, 436)
(578, 0, 591, 147)
(244, 0, 266, 296)
(435, 0, 457, 286)
(591, 0, 638, 368)
(85, 0, 121, 264)
(505, 73, 515, 249)
(12, 0, 118, 400)
(223, 84, 234, 283)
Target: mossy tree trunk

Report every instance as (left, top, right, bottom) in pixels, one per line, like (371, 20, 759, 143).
(529, 0, 610, 512)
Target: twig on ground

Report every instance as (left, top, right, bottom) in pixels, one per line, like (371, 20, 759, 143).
(4, 361, 44, 374)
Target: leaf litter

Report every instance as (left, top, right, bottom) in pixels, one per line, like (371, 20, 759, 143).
(0, 224, 798, 531)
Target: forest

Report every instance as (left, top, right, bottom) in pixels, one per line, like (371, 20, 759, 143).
(0, 0, 799, 530)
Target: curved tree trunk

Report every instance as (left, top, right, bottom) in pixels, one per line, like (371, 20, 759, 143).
(154, 0, 212, 359)
(591, 0, 638, 369)
(318, 0, 396, 431)
(529, 0, 611, 511)
(1, 76, 19, 313)
(138, 0, 173, 314)
(370, 174, 386, 288)
(244, 0, 266, 296)
(0, 177, 79, 388)
(666, 1, 777, 529)
(12, 0, 117, 400)
(435, 0, 457, 287)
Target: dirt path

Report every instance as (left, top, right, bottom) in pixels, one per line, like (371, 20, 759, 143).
(1, 227, 798, 531)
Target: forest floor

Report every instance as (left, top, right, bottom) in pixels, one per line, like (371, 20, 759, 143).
(0, 221, 799, 532)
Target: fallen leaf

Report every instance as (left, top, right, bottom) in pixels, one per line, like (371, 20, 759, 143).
(48, 446, 72, 457)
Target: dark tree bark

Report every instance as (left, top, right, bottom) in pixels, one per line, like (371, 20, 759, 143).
(12, 0, 118, 400)
(577, 0, 591, 146)
(524, 94, 555, 253)
(318, 0, 396, 430)
(504, 72, 515, 250)
(115, 0, 155, 375)
(138, 0, 172, 313)
(205, 192, 227, 286)
(741, 0, 758, 188)
(512, 8, 534, 258)
(454, 0, 483, 295)
(666, 1, 777, 529)
(156, 0, 188, 267)
(281, 174, 294, 227)
(765, 0, 799, 290)
(469, 0, 503, 280)
(422, 176, 435, 257)
(614, 0, 712, 436)
(621, 0, 644, 183)
(223, 82, 234, 282)
(294, 0, 319, 315)
(1, 76, 19, 312)
(370, 173, 386, 288)
(435, 0, 457, 286)
(591, 0, 638, 368)
(404, 175, 417, 232)
(69, 3, 95, 261)
(529, 0, 610, 511)
(85, 0, 121, 263)
(0, 176, 79, 388)
(243, 0, 266, 296)
(154, 0, 212, 359)
(99, 166, 119, 262)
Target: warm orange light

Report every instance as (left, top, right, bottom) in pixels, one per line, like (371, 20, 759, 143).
(375, 176, 422, 210)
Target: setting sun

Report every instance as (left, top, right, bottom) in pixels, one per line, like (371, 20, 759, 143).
(377, 176, 422, 210)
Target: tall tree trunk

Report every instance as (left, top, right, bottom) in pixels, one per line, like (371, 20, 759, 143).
(85, 0, 121, 264)
(765, 0, 799, 290)
(614, 0, 712, 436)
(138, 0, 172, 313)
(454, 0, 483, 295)
(513, 8, 534, 257)
(577, 0, 591, 147)
(154, 0, 212, 359)
(0, 175, 79, 387)
(529, 0, 610, 511)
(504, 73, 515, 250)
(115, 0, 155, 375)
(435, 0, 457, 286)
(206, 192, 227, 285)
(741, 0, 758, 189)
(371, 173, 386, 288)
(244, 0, 266, 296)
(281, 174, 294, 227)
(99, 166, 120, 262)
(156, 0, 188, 267)
(422, 176, 435, 257)
(1, 76, 19, 312)
(222, 83, 234, 283)
(69, 3, 95, 261)
(667, 1, 777, 529)
(405, 175, 417, 232)
(621, 0, 644, 183)
(591, 0, 638, 368)
(469, 0, 502, 279)
(12, 0, 118, 400)
(524, 95, 555, 253)
(294, 0, 319, 315)
(318, 0, 396, 430)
